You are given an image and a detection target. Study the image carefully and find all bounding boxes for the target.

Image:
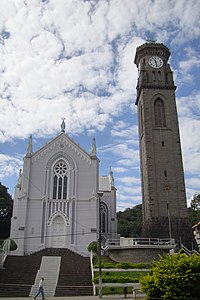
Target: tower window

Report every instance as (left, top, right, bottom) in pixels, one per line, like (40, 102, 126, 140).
(164, 170, 167, 177)
(52, 160, 68, 200)
(162, 141, 165, 147)
(158, 71, 162, 82)
(154, 98, 166, 127)
(152, 71, 156, 82)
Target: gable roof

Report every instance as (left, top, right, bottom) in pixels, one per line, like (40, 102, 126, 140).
(29, 132, 97, 163)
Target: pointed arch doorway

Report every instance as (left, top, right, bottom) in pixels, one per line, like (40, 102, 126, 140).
(51, 215, 66, 248)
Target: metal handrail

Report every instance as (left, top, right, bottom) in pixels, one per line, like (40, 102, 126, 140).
(181, 244, 199, 256)
(0, 238, 10, 269)
(105, 237, 176, 247)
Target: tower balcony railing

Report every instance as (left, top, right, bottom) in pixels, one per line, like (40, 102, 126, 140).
(104, 237, 176, 250)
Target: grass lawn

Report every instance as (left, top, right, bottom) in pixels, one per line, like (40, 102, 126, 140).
(96, 286, 134, 295)
(93, 255, 150, 295)
(94, 270, 149, 283)
(93, 255, 117, 267)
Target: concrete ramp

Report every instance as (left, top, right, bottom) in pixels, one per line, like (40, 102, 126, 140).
(29, 256, 61, 297)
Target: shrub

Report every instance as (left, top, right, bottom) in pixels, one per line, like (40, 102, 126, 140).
(133, 262, 151, 269)
(93, 274, 140, 284)
(10, 239, 17, 251)
(87, 241, 97, 252)
(116, 261, 151, 269)
(140, 252, 200, 300)
(101, 262, 117, 268)
(116, 262, 131, 269)
(94, 258, 151, 269)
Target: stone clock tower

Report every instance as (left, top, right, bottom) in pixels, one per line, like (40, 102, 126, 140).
(134, 42, 196, 249)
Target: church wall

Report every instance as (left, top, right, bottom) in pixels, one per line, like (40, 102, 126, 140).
(26, 144, 98, 200)
(76, 198, 97, 254)
(25, 135, 99, 254)
(11, 132, 117, 256)
(23, 199, 44, 254)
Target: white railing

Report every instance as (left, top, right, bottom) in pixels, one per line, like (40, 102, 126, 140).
(0, 238, 10, 269)
(104, 238, 120, 247)
(105, 237, 176, 248)
(90, 250, 96, 295)
(181, 244, 199, 256)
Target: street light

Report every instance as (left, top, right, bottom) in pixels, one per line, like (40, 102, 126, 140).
(97, 191, 104, 299)
(164, 185, 172, 242)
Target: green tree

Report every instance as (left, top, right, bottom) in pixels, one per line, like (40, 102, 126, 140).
(10, 239, 17, 251)
(140, 252, 200, 300)
(188, 193, 200, 226)
(87, 241, 97, 252)
(0, 182, 13, 239)
(117, 204, 142, 237)
(191, 193, 200, 210)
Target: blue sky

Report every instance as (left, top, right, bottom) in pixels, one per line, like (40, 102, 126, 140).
(0, 0, 199, 211)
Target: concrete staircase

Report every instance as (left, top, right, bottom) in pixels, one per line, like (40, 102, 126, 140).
(0, 254, 41, 297)
(0, 248, 93, 297)
(29, 256, 61, 297)
(55, 249, 93, 296)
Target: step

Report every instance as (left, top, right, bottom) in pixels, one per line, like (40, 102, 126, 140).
(29, 256, 61, 297)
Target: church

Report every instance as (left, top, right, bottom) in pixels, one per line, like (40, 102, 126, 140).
(10, 120, 117, 256)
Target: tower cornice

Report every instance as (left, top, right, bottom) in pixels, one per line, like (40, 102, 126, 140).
(135, 84, 177, 105)
(134, 42, 170, 66)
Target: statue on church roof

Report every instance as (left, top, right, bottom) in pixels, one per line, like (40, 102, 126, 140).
(26, 134, 33, 156)
(61, 118, 66, 133)
(109, 166, 114, 188)
(17, 168, 22, 189)
(91, 137, 97, 156)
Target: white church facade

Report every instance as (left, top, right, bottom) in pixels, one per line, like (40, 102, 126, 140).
(10, 121, 117, 256)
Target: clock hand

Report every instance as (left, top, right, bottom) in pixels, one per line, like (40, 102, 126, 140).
(154, 58, 157, 67)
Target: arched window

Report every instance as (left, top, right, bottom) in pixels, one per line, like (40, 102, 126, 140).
(101, 202, 108, 233)
(152, 71, 156, 82)
(158, 71, 162, 82)
(154, 98, 166, 127)
(52, 160, 68, 200)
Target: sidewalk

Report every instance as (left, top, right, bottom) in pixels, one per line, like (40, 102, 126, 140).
(0, 296, 137, 300)
(0, 295, 136, 300)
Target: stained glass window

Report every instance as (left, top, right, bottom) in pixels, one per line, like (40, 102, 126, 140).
(53, 161, 68, 200)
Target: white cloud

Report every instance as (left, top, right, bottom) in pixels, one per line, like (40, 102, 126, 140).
(112, 167, 127, 173)
(0, 154, 22, 180)
(117, 159, 134, 167)
(118, 185, 141, 195)
(0, 0, 199, 211)
(1, 0, 199, 142)
(117, 177, 141, 186)
(111, 124, 138, 139)
(176, 47, 200, 84)
(186, 178, 200, 189)
(177, 94, 200, 175)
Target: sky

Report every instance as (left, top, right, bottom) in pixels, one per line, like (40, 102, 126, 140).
(0, 0, 199, 211)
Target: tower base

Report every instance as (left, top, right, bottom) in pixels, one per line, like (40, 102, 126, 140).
(142, 217, 198, 251)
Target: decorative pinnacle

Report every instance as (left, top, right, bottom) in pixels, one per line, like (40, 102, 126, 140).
(61, 117, 66, 133)
(91, 137, 97, 155)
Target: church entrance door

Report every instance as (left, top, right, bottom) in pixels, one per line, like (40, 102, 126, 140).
(51, 215, 65, 248)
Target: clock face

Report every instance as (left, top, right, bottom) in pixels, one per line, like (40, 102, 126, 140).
(148, 56, 163, 68)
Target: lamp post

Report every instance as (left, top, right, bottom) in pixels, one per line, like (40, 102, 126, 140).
(164, 185, 172, 242)
(97, 191, 104, 299)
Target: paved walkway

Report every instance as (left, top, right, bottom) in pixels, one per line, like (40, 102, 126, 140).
(0, 295, 137, 300)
